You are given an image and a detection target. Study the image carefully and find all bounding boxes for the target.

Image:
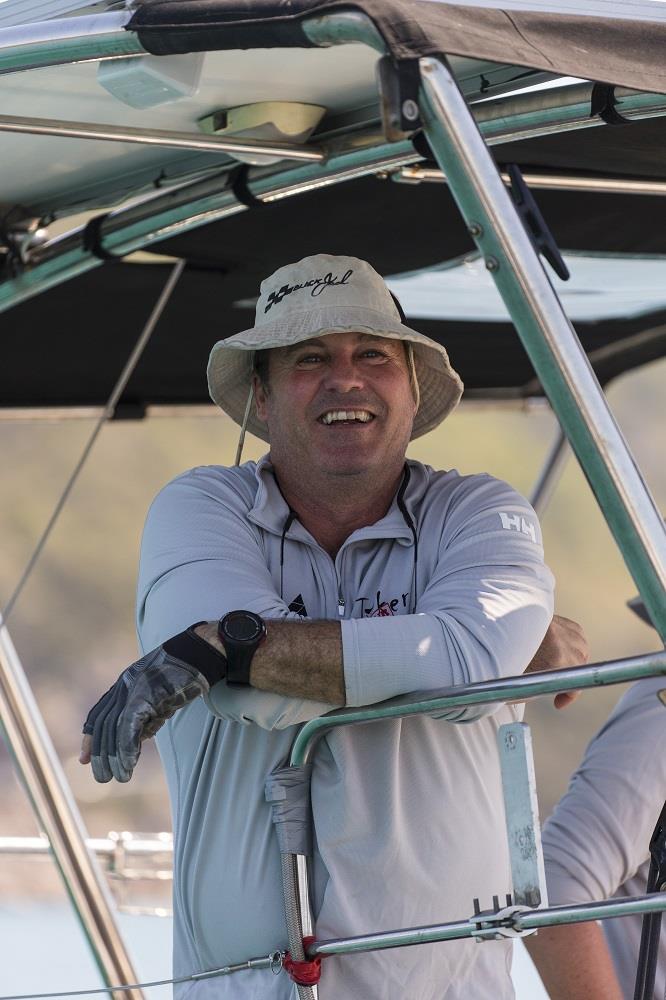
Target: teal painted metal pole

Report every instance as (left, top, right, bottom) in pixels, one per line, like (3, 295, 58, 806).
(291, 651, 666, 767)
(0, 13, 143, 75)
(418, 55, 666, 640)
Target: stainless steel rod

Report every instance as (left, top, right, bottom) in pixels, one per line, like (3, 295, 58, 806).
(308, 893, 666, 957)
(529, 427, 569, 516)
(0, 114, 324, 162)
(397, 165, 666, 197)
(0, 625, 144, 999)
(0, 12, 142, 75)
(515, 893, 666, 930)
(418, 55, 666, 639)
(290, 650, 666, 767)
(311, 918, 475, 956)
(0, 835, 172, 858)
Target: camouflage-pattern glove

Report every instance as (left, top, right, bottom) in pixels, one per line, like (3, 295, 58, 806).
(82, 646, 210, 784)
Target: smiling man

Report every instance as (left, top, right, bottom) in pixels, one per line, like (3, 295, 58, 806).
(81, 254, 586, 999)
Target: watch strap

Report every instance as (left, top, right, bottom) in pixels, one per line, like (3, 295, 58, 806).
(162, 623, 228, 688)
(225, 645, 255, 687)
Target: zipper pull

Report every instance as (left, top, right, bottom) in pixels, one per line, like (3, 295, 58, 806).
(338, 598, 345, 617)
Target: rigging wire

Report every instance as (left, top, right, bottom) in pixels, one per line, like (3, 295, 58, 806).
(0, 258, 186, 628)
(0, 952, 284, 1000)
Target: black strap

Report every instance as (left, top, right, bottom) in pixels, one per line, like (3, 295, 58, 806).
(162, 623, 228, 687)
(505, 163, 569, 281)
(389, 290, 407, 323)
(229, 164, 265, 208)
(590, 83, 630, 126)
(82, 213, 126, 262)
(127, 1, 316, 57)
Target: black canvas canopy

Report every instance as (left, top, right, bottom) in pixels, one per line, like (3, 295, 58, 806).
(3, 174, 665, 414)
(2, 0, 666, 413)
(129, 0, 666, 95)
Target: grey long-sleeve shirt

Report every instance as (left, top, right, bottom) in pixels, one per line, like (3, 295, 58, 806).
(136, 456, 554, 999)
(542, 678, 666, 999)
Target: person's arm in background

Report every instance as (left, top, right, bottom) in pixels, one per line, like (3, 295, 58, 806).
(527, 677, 666, 999)
(526, 921, 622, 1000)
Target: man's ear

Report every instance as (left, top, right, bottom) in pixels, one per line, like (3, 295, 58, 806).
(253, 373, 268, 423)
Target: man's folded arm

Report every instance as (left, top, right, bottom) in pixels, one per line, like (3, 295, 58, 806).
(139, 474, 554, 729)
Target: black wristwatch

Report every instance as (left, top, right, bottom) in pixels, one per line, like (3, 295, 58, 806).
(162, 623, 228, 688)
(218, 610, 267, 686)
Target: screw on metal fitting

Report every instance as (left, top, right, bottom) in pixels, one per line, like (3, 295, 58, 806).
(504, 731, 517, 749)
(468, 222, 483, 238)
(485, 256, 500, 272)
(402, 99, 419, 122)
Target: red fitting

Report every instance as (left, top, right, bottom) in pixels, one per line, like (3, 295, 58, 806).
(283, 936, 322, 986)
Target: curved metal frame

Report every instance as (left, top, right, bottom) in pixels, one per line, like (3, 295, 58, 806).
(276, 652, 666, 970)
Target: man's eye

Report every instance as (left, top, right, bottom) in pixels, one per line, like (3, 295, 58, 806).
(361, 349, 387, 360)
(296, 354, 324, 365)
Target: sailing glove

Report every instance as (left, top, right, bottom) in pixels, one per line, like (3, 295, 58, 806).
(82, 627, 227, 783)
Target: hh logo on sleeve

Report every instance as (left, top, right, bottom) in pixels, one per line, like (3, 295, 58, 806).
(499, 511, 536, 543)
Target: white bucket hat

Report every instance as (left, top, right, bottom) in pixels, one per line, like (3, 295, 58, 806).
(207, 253, 463, 443)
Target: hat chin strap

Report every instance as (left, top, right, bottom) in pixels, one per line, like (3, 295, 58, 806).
(406, 343, 421, 412)
(235, 385, 255, 466)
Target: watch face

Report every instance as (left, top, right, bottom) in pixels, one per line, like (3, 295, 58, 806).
(224, 611, 263, 643)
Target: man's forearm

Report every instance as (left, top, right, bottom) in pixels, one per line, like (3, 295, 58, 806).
(196, 619, 345, 704)
(525, 922, 622, 1000)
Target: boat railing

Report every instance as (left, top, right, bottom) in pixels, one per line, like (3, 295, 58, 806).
(267, 651, 666, 999)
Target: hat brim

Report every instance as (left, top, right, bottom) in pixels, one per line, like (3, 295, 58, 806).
(207, 303, 463, 442)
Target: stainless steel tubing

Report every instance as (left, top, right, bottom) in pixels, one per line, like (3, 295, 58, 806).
(280, 853, 317, 1000)
(310, 917, 476, 956)
(307, 893, 666, 958)
(514, 893, 666, 930)
(0, 834, 172, 859)
(397, 166, 666, 198)
(473, 82, 666, 145)
(0, 114, 324, 162)
(0, 12, 142, 75)
(418, 55, 666, 640)
(0, 138, 418, 315)
(529, 427, 569, 517)
(0, 624, 144, 999)
(290, 650, 666, 767)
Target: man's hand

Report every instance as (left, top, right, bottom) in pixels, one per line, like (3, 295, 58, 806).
(526, 614, 590, 709)
(79, 646, 210, 783)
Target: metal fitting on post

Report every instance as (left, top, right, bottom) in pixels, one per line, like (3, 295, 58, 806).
(469, 902, 536, 941)
(401, 99, 419, 122)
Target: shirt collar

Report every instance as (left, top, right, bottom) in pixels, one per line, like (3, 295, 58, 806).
(248, 454, 428, 547)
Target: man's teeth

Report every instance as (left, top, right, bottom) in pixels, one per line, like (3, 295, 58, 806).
(321, 410, 373, 425)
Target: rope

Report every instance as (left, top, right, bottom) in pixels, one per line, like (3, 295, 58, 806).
(1, 259, 186, 628)
(0, 952, 284, 999)
(234, 384, 255, 466)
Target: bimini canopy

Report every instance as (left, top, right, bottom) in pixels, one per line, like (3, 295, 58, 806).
(127, 0, 666, 94)
(1, 0, 666, 414)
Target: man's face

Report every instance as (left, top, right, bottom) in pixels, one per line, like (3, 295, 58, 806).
(253, 331, 417, 481)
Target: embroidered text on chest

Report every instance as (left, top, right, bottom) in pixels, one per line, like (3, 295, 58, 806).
(355, 590, 410, 616)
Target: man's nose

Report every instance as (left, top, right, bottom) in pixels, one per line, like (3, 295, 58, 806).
(322, 356, 365, 392)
